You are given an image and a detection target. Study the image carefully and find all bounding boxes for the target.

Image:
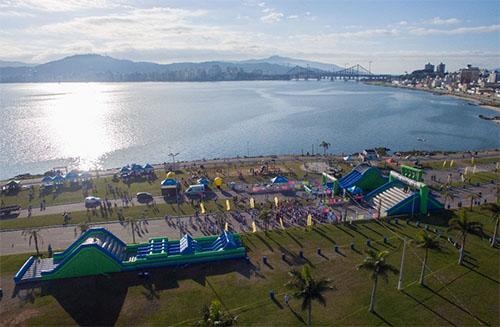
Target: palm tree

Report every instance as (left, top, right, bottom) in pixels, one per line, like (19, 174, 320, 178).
(465, 193, 480, 211)
(413, 231, 441, 286)
(124, 217, 149, 243)
(319, 141, 331, 156)
(196, 300, 236, 327)
(258, 208, 272, 231)
(442, 189, 455, 209)
(22, 229, 43, 256)
(357, 250, 398, 313)
(285, 265, 333, 327)
(482, 203, 500, 247)
(448, 210, 483, 265)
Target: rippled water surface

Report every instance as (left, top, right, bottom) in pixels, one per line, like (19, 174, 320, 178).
(0, 81, 498, 179)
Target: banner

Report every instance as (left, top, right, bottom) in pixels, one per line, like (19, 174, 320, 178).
(252, 221, 257, 233)
(307, 213, 313, 226)
(226, 199, 231, 211)
(200, 202, 205, 214)
(250, 197, 255, 209)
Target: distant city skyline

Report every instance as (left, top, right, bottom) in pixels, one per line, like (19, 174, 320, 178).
(0, 0, 499, 74)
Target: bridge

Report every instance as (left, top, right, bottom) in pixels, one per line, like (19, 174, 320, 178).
(286, 64, 392, 81)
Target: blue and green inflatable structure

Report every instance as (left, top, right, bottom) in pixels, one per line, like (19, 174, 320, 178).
(364, 169, 442, 217)
(14, 228, 246, 284)
(338, 163, 387, 194)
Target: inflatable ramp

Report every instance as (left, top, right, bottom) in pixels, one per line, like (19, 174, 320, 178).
(365, 171, 442, 217)
(14, 228, 246, 284)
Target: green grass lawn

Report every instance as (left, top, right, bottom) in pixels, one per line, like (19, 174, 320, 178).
(1, 208, 498, 326)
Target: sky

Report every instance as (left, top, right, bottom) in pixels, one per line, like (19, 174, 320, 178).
(0, 0, 499, 73)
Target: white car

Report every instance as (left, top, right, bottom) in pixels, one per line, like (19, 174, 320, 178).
(84, 196, 102, 208)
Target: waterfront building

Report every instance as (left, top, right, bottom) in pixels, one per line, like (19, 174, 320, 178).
(436, 62, 445, 76)
(459, 64, 480, 84)
(424, 62, 435, 72)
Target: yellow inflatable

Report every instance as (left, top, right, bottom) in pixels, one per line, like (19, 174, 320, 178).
(166, 171, 175, 178)
(214, 177, 223, 187)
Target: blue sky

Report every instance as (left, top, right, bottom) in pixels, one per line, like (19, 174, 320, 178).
(0, 0, 498, 73)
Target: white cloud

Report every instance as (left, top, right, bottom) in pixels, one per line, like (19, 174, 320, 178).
(261, 9, 284, 23)
(0, 0, 117, 12)
(425, 17, 461, 25)
(287, 15, 298, 19)
(409, 24, 500, 36)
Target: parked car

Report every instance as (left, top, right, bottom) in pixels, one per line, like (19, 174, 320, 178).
(84, 196, 101, 209)
(185, 184, 205, 196)
(136, 192, 154, 204)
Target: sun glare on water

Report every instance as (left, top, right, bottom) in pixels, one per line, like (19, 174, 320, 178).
(40, 83, 121, 171)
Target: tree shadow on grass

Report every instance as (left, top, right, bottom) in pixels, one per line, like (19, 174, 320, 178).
(423, 285, 490, 325)
(401, 290, 457, 326)
(285, 230, 303, 248)
(372, 311, 395, 327)
(312, 227, 336, 245)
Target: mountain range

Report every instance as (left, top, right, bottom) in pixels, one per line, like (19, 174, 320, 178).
(0, 54, 342, 83)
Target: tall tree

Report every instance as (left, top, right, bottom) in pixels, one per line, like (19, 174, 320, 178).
(442, 189, 456, 209)
(196, 300, 236, 327)
(124, 217, 149, 243)
(285, 265, 333, 327)
(465, 193, 480, 211)
(22, 229, 43, 256)
(413, 231, 441, 286)
(357, 250, 398, 313)
(448, 210, 483, 265)
(319, 141, 331, 156)
(482, 203, 500, 247)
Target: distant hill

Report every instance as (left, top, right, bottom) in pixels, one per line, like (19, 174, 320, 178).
(0, 54, 338, 83)
(238, 55, 342, 72)
(0, 60, 35, 68)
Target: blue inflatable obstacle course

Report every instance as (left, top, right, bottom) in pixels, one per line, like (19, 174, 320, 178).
(14, 228, 246, 284)
(365, 171, 443, 217)
(339, 163, 387, 193)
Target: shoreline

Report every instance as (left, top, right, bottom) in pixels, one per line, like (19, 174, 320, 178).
(2, 148, 499, 184)
(365, 81, 500, 113)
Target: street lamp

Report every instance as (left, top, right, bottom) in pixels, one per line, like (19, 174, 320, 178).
(168, 152, 180, 171)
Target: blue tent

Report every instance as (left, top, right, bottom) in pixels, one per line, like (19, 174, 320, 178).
(197, 177, 210, 186)
(52, 175, 65, 184)
(143, 163, 154, 172)
(41, 176, 53, 186)
(131, 164, 143, 172)
(65, 171, 79, 181)
(119, 166, 130, 173)
(161, 178, 177, 187)
(271, 176, 288, 184)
